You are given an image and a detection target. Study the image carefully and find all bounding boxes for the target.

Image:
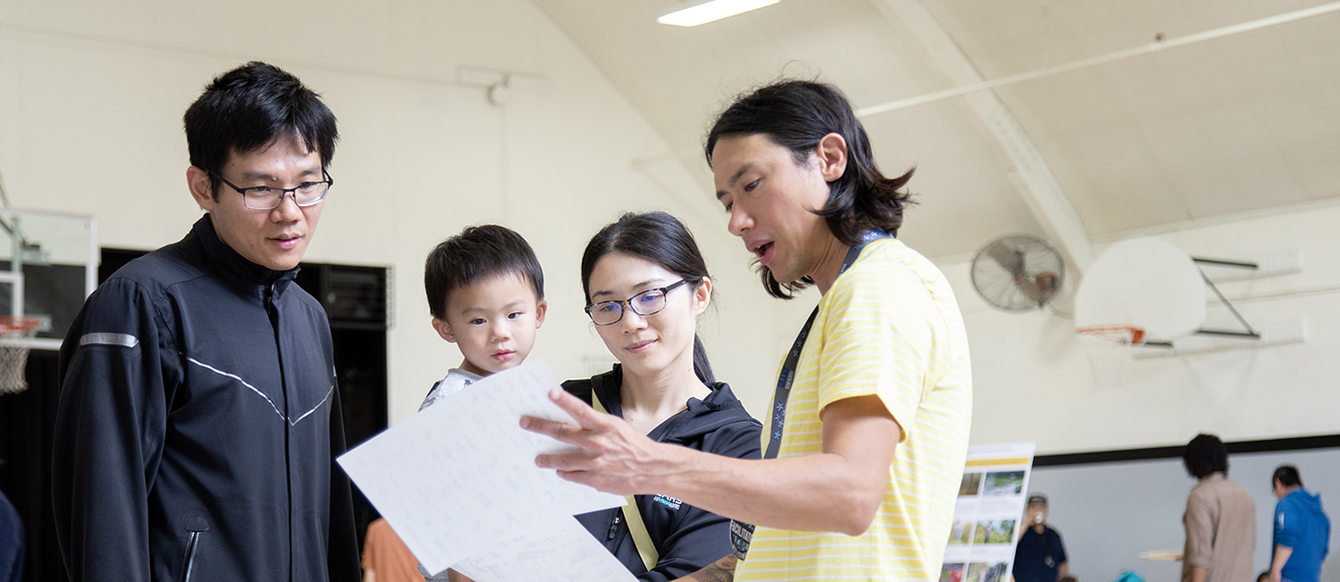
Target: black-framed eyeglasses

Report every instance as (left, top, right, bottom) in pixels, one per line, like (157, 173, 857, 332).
(585, 278, 694, 326)
(209, 169, 333, 210)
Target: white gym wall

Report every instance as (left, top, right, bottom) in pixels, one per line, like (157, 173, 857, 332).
(0, 0, 802, 428)
(952, 201, 1340, 454)
(2, 1, 1337, 455)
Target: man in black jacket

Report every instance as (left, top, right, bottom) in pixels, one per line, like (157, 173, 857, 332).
(51, 61, 360, 582)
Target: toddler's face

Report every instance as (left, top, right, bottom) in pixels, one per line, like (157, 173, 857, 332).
(433, 272, 546, 376)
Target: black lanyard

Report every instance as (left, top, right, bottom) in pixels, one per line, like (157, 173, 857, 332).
(762, 231, 892, 460)
(732, 232, 893, 561)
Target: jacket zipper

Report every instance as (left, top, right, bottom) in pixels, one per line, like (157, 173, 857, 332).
(265, 283, 296, 580)
(178, 530, 201, 582)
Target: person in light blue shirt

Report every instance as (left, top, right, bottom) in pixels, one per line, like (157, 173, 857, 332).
(1269, 465, 1330, 582)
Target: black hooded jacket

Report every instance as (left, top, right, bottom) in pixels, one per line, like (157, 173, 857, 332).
(51, 216, 360, 581)
(564, 365, 762, 582)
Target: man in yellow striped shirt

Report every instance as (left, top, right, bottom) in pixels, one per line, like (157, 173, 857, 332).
(525, 80, 972, 580)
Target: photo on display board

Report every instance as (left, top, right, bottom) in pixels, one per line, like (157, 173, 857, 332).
(939, 562, 966, 582)
(972, 519, 1016, 544)
(948, 520, 973, 545)
(966, 561, 1009, 582)
(958, 472, 983, 496)
(982, 470, 1025, 496)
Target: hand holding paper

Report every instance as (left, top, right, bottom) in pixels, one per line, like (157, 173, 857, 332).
(523, 386, 669, 496)
(337, 361, 632, 580)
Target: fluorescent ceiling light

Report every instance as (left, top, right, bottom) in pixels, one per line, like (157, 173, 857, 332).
(657, 0, 780, 27)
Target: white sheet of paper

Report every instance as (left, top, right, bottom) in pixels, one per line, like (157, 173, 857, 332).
(449, 515, 637, 582)
(337, 361, 624, 573)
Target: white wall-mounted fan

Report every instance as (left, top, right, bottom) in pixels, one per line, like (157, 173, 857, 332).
(970, 234, 1065, 312)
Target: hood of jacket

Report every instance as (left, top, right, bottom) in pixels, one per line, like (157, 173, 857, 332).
(1283, 488, 1326, 517)
(566, 364, 759, 445)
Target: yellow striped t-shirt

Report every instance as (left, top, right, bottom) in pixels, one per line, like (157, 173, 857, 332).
(735, 238, 973, 581)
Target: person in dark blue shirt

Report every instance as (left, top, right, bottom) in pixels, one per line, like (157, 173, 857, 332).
(1269, 465, 1330, 582)
(0, 477, 22, 582)
(1014, 494, 1069, 582)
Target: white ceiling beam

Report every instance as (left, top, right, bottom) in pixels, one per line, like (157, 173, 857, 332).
(869, 0, 1093, 273)
(859, 1, 1340, 116)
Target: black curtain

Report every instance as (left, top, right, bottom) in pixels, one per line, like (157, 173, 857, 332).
(0, 350, 67, 581)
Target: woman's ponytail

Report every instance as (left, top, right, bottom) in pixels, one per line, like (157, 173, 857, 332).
(691, 334, 715, 384)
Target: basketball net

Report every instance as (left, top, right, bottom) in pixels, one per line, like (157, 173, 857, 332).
(1077, 325, 1144, 391)
(0, 315, 41, 395)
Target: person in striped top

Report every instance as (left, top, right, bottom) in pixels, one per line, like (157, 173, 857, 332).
(524, 79, 972, 580)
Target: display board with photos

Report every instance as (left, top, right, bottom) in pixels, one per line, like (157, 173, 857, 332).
(941, 443, 1036, 582)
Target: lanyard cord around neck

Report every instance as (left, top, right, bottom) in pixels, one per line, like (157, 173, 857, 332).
(731, 231, 892, 561)
(762, 231, 891, 459)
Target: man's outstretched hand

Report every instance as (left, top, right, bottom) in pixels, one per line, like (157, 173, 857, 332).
(521, 387, 667, 496)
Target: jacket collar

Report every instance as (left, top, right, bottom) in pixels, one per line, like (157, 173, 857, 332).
(591, 364, 736, 412)
(192, 215, 300, 298)
(589, 364, 747, 439)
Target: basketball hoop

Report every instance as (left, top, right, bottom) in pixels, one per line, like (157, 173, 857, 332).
(0, 315, 42, 395)
(1077, 325, 1145, 390)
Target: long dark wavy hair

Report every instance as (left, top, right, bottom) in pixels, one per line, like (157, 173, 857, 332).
(705, 79, 915, 299)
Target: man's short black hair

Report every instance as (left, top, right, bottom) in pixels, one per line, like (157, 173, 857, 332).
(1182, 433, 1229, 479)
(183, 61, 338, 199)
(424, 225, 544, 320)
(1273, 465, 1303, 488)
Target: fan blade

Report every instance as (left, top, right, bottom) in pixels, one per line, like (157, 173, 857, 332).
(986, 244, 1025, 277)
(1014, 272, 1059, 305)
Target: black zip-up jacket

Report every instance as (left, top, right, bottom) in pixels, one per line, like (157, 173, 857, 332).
(564, 365, 762, 581)
(51, 216, 360, 582)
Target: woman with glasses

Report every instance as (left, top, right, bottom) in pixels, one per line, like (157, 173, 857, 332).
(566, 211, 761, 582)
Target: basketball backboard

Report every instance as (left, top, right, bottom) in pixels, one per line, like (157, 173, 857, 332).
(1074, 237, 1207, 344)
(0, 208, 98, 350)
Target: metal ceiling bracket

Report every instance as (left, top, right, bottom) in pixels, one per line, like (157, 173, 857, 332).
(1192, 257, 1261, 340)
